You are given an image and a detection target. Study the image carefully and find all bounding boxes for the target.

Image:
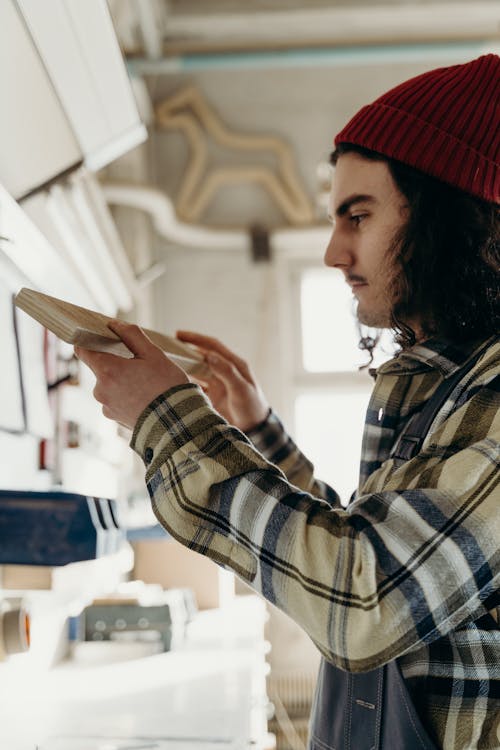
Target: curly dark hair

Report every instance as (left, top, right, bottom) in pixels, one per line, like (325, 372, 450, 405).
(331, 144, 500, 349)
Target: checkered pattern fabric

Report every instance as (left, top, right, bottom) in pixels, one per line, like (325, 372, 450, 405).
(131, 336, 499, 749)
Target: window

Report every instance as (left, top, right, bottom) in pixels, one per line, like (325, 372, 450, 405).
(300, 267, 367, 373)
(295, 390, 369, 504)
(280, 259, 397, 506)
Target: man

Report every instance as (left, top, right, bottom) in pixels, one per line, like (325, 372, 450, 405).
(77, 54, 499, 749)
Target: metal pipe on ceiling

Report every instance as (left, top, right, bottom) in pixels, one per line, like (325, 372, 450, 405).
(126, 41, 497, 75)
(102, 182, 330, 253)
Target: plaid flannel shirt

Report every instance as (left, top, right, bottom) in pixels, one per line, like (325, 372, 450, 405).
(131, 336, 500, 749)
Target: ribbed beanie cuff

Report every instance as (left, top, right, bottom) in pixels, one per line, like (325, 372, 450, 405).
(334, 54, 499, 204)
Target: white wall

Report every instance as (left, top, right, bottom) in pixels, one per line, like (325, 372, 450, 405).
(152, 244, 286, 417)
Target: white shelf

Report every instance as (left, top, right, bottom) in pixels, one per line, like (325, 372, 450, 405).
(0, 596, 271, 750)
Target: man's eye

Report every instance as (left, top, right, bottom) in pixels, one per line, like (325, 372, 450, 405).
(349, 214, 366, 226)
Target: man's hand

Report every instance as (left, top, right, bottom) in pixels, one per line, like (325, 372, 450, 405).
(176, 331, 270, 432)
(75, 320, 190, 430)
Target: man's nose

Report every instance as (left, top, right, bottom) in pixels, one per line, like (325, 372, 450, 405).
(324, 227, 351, 269)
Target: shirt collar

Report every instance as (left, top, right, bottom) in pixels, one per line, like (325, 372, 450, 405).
(373, 335, 498, 378)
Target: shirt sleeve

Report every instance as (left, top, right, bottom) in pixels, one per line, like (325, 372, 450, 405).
(130, 376, 499, 673)
(245, 410, 342, 508)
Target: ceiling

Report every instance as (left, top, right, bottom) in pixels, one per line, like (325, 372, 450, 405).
(106, 0, 500, 230)
(110, 0, 500, 55)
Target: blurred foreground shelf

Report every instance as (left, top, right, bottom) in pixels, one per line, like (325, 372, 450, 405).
(0, 489, 125, 566)
(0, 595, 274, 750)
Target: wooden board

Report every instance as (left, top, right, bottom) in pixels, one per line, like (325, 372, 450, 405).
(14, 287, 210, 379)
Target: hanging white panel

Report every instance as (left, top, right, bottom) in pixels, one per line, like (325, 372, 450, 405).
(0, 277, 25, 432)
(0, 182, 94, 307)
(17, 0, 147, 172)
(15, 306, 54, 439)
(0, 0, 82, 200)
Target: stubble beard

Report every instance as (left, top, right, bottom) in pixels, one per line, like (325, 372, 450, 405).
(355, 243, 398, 330)
(355, 294, 393, 330)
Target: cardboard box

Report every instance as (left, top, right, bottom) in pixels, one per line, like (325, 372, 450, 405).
(131, 538, 234, 610)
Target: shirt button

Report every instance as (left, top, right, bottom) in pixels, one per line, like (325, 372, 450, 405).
(144, 447, 154, 464)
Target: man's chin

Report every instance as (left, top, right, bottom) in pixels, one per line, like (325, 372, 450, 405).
(356, 305, 391, 330)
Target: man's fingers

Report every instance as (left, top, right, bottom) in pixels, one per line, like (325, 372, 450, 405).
(206, 352, 247, 392)
(177, 331, 251, 379)
(74, 346, 115, 375)
(108, 320, 156, 359)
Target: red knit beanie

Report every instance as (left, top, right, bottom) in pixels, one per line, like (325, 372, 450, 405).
(334, 54, 499, 204)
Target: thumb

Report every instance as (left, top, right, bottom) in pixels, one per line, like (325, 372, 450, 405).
(108, 320, 155, 358)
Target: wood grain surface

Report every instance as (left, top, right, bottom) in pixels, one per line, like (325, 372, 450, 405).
(14, 288, 210, 379)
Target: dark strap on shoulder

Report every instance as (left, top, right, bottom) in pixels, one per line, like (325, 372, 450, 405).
(391, 340, 492, 463)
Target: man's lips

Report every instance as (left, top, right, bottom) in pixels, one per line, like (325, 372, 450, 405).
(345, 275, 368, 288)
(348, 281, 368, 289)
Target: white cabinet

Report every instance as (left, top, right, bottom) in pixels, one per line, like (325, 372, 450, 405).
(0, 0, 146, 201)
(0, 0, 82, 200)
(17, 0, 147, 173)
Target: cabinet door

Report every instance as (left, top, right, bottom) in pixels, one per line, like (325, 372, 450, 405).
(0, 0, 82, 200)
